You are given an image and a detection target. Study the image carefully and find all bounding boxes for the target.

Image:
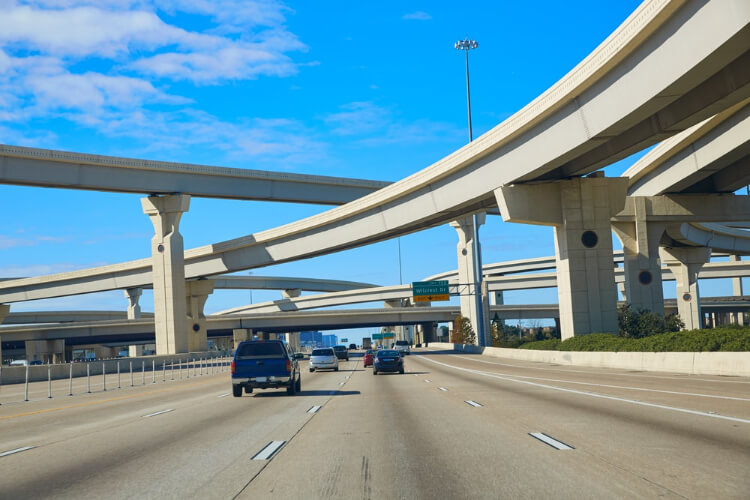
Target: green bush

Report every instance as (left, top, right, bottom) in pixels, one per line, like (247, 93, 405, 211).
(514, 327, 750, 352)
(618, 305, 683, 338)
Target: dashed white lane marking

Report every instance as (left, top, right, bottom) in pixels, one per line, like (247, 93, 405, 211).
(218, 393, 230, 398)
(451, 355, 750, 401)
(530, 432, 574, 450)
(307, 405, 321, 414)
(142, 409, 174, 418)
(465, 400, 483, 408)
(424, 379, 431, 383)
(339, 382, 346, 386)
(0, 446, 35, 457)
(421, 356, 750, 425)
(252, 441, 285, 461)
(439, 387, 448, 392)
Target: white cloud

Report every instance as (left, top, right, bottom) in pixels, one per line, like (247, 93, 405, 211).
(402, 11, 431, 21)
(323, 102, 390, 136)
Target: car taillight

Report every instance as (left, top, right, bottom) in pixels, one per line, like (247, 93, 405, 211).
(231, 361, 235, 374)
(286, 358, 291, 372)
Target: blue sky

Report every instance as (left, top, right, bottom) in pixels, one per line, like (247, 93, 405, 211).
(1, 1, 743, 343)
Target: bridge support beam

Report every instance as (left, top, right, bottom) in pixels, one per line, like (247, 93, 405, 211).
(730, 255, 745, 325)
(450, 214, 489, 345)
(282, 289, 302, 351)
(125, 287, 143, 319)
(142, 194, 191, 355)
(496, 177, 628, 339)
(233, 328, 253, 350)
(660, 247, 710, 330)
(612, 197, 666, 315)
(0, 303, 9, 363)
(186, 279, 215, 352)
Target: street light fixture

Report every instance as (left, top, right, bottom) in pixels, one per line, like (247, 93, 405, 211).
(455, 37, 487, 347)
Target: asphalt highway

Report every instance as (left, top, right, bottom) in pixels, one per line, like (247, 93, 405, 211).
(1, 349, 748, 499)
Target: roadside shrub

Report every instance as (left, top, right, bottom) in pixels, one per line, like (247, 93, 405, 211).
(520, 339, 560, 350)
(618, 305, 683, 338)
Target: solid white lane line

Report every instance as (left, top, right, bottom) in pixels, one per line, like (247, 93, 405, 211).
(530, 432, 574, 450)
(252, 440, 285, 461)
(307, 405, 322, 414)
(465, 400, 483, 407)
(451, 355, 750, 401)
(439, 387, 448, 392)
(421, 356, 750, 425)
(0, 446, 35, 457)
(142, 409, 174, 418)
(218, 393, 230, 398)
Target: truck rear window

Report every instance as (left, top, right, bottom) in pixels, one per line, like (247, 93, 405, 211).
(236, 342, 285, 359)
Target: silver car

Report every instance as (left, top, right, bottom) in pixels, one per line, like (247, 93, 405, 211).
(309, 347, 339, 372)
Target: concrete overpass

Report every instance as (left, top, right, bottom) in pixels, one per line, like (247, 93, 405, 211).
(1, 0, 749, 352)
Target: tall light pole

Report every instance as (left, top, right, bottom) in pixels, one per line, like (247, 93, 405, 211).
(455, 37, 487, 346)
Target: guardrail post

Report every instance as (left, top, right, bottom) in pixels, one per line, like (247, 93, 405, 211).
(117, 361, 121, 389)
(69, 363, 73, 396)
(142, 361, 145, 385)
(102, 362, 106, 392)
(130, 361, 133, 387)
(179, 359, 182, 380)
(171, 360, 174, 380)
(162, 361, 166, 382)
(48, 364, 52, 399)
(152, 360, 156, 383)
(86, 363, 91, 393)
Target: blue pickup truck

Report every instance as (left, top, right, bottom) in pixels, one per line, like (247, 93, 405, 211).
(231, 340, 302, 397)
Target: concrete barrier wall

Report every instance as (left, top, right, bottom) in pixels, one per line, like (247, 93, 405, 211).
(428, 343, 750, 377)
(0, 351, 230, 385)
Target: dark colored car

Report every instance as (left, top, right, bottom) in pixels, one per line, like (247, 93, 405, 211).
(333, 345, 349, 361)
(373, 349, 404, 375)
(348, 343, 357, 350)
(231, 340, 302, 397)
(363, 350, 374, 367)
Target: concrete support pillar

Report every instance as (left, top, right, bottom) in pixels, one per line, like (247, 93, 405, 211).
(125, 288, 143, 319)
(384, 299, 405, 343)
(496, 177, 628, 340)
(129, 345, 144, 357)
(450, 214, 489, 345)
(660, 247, 711, 331)
(612, 198, 666, 315)
(233, 328, 253, 350)
(0, 303, 9, 363)
(185, 279, 215, 353)
(282, 289, 302, 351)
(730, 255, 745, 325)
(142, 194, 190, 355)
(25, 339, 65, 363)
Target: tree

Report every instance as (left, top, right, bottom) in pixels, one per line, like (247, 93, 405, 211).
(618, 305, 684, 338)
(452, 315, 476, 345)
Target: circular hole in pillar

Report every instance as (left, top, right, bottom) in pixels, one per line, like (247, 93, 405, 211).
(682, 293, 692, 302)
(157, 244, 165, 253)
(581, 230, 598, 248)
(638, 270, 653, 285)
(461, 249, 468, 256)
(192, 323, 200, 332)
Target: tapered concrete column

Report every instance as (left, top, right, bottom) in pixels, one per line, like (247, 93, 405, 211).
(384, 299, 406, 342)
(612, 197, 666, 315)
(730, 255, 745, 325)
(496, 177, 628, 340)
(450, 214, 489, 345)
(282, 289, 302, 350)
(660, 247, 711, 331)
(129, 345, 144, 357)
(0, 304, 8, 363)
(125, 287, 142, 319)
(186, 279, 215, 353)
(142, 194, 190, 355)
(233, 328, 253, 350)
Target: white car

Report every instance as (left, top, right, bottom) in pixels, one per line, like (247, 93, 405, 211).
(309, 347, 339, 372)
(394, 340, 410, 355)
(10, 360, 28, 366)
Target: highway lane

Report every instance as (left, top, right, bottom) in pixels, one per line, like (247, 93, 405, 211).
(1, 350, 748, 498)
(0, 357, 360, 499)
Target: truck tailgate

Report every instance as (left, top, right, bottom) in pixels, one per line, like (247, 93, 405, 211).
(234, 358, 288, 378)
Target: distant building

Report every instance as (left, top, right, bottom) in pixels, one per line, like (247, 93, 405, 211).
(300, 331, 323, 347)
(321, 334, 337, 347)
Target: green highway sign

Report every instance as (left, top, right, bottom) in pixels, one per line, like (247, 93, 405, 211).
(372, 333, 383, 340)
(383, 332, 395, 338)
(341, 338, 348, 343)
(412, 280, 450, 302)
